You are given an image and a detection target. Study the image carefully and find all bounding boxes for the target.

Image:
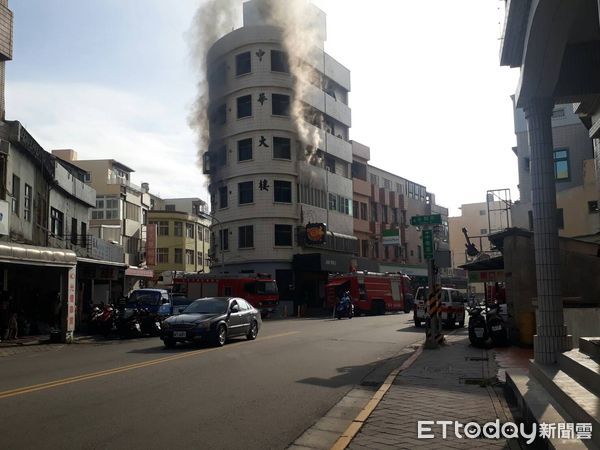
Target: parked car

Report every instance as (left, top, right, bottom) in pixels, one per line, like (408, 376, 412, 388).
(413, 286, 466, 328)
(127, 289, 170, 314)
(160, 297, 261, 348)
(157, 295, 194, 319)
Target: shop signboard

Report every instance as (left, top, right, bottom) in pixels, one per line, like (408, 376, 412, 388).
(382, 228, 400, 246)
(306, 223, 326, 245)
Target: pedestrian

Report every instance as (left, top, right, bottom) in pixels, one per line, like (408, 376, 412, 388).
(7, 312, 18, 340)
(0, 293, 9, 341)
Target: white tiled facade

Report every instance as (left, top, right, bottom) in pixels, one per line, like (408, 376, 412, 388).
(205, 4, 354, 278)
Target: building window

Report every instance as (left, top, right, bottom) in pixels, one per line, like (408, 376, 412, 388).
(238, 181, 254, 204)
(273, 137, 291, 159)
(157, 248, 169, 264)
(351, 162, 367, 181)
(274, 224, 292, 246)
(93, 195, 119, 220)
(554, 149, 570, 181)
(339, 197, 350, 215)
(480, 228, 488, 235)
(158, 221, 169, 236)
(523, 157, 530, 173)
(11, 174, 19, 216)
(552, 108, 565, 118)
(417, 245, 422, 263)
(50, 208, 64, 237)
(557, 208, 564, 229)
(186, 223, 195, 239)
(174, 248, 183, 264)
(174, 221, 183, 237)
(371, 202, 378, 221)
(125, 202, 140, 221)
(197, 252, 203, 266)
(324, 155, 335, 174)
(238, 225, 254, 248)
(204, 227, 210, 242)
(165, 204, 176, 211)
(588, 201, 599, 213)
(83, 172, 91, 183)
(479, 210, 486, 216)
(384, 179, 391, 190)
(237, 95, 252, 118)
(71, 218, 78, 244)
(328, 193, 337, 211)
(186, 249, 195, 264)
(214, 104, 226, 125)
(219, 186, 228, 208)
(528, 210, 533, 231)
(369, 174, 378, 186)
(361, 240, 369, 258)
(219, 229, 229, 251)
(23, 184, 32, 222)
(392, 208, 398, 224)
(360, 203, 368, 220)
(235, 51, 251, 76)
(271, 50, 289, 73)
(395, 183, 403, 194)
(274, 180, 292, 203)
(238, 138, 253, 161)
(352, 201, 359, 219)
(81, 222, 87, 245)
(382, 205, 388, 223)
(373, 241, 379, 258)
(272, 94, 290, 116)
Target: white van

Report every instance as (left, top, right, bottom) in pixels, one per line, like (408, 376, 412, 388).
(413, 287, 466, 328)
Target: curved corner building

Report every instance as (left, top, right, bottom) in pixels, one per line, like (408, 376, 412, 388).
(204, 0, 357, 307)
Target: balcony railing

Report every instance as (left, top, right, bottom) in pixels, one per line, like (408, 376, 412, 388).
(107, 175, 142, 192)
(48, 234, 125, 263)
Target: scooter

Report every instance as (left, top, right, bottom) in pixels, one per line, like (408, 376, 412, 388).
(138, 308, 161, 336)
(116, 307, 142, 339)
(336, 301, 354, 320)
(97, 304, 116, 337)
(486, 303, 508, 347)
(468, 305, 488, 347)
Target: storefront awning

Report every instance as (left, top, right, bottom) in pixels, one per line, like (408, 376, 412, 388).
(0, 242, 77, 267)
(125, 267, 154, 278)
(77, 257, 127, 267)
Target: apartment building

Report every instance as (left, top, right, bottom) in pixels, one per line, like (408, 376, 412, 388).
(351, 141, 448, 281)
(511, 103, 599, 237)
(204, 0, 356, 307)
(148, 198, 211, 276)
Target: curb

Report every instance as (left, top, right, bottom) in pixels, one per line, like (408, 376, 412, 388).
(329, 344, 424, 450)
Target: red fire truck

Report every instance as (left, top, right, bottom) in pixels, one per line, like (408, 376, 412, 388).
(325, 272, 411, 315)
(172, 273, 279, 316)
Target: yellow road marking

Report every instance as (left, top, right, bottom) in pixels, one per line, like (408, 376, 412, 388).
(330, 343, 424, 450)
(0, 331, 298, 400)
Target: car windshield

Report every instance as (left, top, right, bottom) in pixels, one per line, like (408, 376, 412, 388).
(256, 281, 278, 295)
(416, 288, 428, 300)
(128, 291, 162, 306)
(172, 297, 191, 306)
(183, 298, 228, 314)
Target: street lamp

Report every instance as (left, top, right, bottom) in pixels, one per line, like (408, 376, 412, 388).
(198, 211, 224, 274)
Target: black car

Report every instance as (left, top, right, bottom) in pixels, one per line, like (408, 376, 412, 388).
(160, 297, 262, 348)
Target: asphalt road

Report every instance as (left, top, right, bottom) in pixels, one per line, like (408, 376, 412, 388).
(0, 313, 423, 450)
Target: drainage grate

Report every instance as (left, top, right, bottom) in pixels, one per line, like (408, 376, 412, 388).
(465, 356, 489, 361)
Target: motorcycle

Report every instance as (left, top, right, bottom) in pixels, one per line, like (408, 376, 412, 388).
(96, 304, 116, 337)
(336, 300, 354, 320)
(467, 305, 488, 347)
(138, 307, 161, 336)
(486, 303, 508, 347)
(116, 307, 143, 339)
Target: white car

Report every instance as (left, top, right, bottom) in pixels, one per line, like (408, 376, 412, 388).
(413, 287, 466, 328)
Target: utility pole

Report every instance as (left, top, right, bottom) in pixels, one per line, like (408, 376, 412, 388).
(410, 214, 444, 349)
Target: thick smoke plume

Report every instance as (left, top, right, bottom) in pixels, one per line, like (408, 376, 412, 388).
(187, 0, 240, 182)
(189, 0, 325, 178)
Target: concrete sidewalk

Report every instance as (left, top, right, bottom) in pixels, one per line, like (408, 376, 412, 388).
(343, 330, 522, 449)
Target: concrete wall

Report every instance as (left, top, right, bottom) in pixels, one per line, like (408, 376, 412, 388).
(7, 144, 36, 242)
(564, 308, 600, 349)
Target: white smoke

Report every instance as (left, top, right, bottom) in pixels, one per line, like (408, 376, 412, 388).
(260, 0, 325, 160)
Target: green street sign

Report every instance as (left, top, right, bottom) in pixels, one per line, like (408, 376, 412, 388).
(410, 214, 442, 226)
(422, 229, 434, 259)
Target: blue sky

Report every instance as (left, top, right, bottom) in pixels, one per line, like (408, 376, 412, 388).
(6, 0, 519, 214)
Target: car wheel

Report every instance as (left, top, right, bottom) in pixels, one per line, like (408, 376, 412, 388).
(246, 321, 258, 340)
(213, 324, 227, 347)
(163, 339, 176, 349)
